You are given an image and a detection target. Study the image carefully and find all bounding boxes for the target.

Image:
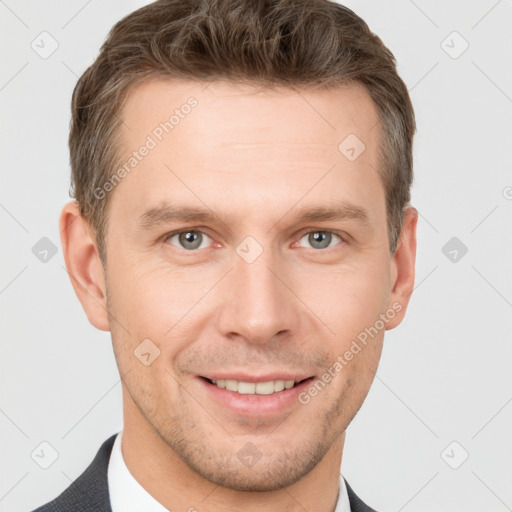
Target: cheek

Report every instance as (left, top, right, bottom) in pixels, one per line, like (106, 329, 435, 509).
(304, 260, 391, 336)
(107, 256, 178, 324)
(106, 260, 214, 358)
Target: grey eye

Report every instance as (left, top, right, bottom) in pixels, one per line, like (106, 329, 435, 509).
(299, 231, 341, 250)
(168, 231, 211, 250)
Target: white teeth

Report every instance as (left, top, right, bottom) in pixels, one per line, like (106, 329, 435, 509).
(274, 380, 285, 392)
(210, 379, 298, 395)
(255, 381, 274, 395)
(238, 382, 256, 394)
(225, 380, 238, 392)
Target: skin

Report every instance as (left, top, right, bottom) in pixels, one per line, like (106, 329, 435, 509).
(60, 79, 417, 512)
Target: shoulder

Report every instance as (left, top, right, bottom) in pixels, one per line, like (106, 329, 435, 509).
(31, 434, 117, 512)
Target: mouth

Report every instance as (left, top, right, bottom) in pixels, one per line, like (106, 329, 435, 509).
(202, 377, 310, 395)
(196, 374, 315, 416)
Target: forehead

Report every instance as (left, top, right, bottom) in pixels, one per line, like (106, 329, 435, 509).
(120, 78, 380, 153)
(112, 79, 384, 228)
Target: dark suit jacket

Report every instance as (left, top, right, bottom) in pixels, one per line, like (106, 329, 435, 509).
(32, 434, 378, 512)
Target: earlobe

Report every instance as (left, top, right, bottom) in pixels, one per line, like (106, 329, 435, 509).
(59, 201, 111, 331)
(385, 206, 418, 330)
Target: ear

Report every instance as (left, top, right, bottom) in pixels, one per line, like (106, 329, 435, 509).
(59, 201, 110, 331)
(385, 206, 418, 330)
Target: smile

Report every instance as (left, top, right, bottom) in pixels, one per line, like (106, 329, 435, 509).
(197, 373, 315, 416)
(208, 379, 299, 395)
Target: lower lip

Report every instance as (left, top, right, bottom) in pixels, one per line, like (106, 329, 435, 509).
(197, 377, 315, 417)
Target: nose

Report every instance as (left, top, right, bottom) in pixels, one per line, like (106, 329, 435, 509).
(216, 248, 300, 345)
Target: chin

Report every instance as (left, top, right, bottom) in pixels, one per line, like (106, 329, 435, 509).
(175, 438, 330, 492)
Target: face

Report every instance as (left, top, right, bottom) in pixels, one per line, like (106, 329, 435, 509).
(80, 80, 415, 491)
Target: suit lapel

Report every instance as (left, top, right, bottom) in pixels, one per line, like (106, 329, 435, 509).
(344, 477, 379, 512)
(32, 434, 117, 512)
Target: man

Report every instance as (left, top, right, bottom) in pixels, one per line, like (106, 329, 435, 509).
(33, 0, 417, 510)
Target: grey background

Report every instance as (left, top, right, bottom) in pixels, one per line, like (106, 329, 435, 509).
(1, 1, 511, 511)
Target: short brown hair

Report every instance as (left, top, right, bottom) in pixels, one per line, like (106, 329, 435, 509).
(69, 0, 415, 264)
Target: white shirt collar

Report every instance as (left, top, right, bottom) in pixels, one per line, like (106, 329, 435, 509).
(108, 431, 351, 512)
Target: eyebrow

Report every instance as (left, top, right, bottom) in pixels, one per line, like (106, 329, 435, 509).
(136, 201, 370, 230)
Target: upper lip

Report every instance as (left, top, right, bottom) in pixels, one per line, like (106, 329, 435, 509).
(200, 373, 314, 383)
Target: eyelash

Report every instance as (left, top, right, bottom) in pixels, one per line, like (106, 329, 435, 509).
(162, 228, 345, 252)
